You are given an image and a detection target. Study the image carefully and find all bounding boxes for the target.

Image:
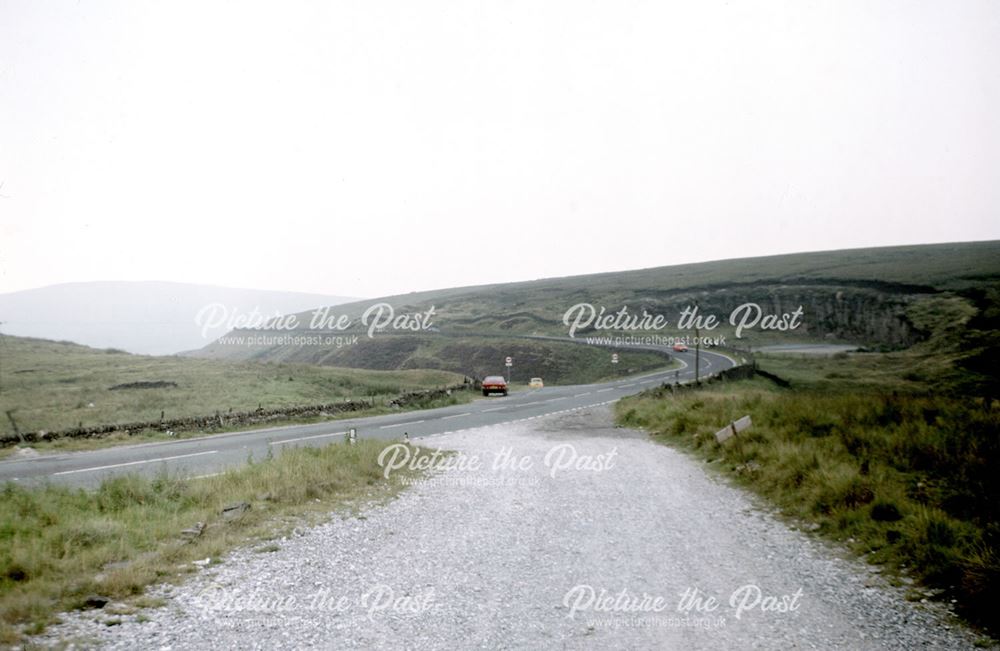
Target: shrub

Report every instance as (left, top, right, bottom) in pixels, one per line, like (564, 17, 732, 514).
(870, 501, 903, 522)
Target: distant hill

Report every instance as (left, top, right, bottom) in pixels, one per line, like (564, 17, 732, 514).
(0, 281, 358, 355)
(192, 241, 1000, 377)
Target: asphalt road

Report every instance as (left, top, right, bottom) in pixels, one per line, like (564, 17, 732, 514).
(0, 349, 736, 489)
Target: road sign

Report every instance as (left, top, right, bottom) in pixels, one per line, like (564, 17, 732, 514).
(505, 356, 513, 367)
(611, 353, 619, 364)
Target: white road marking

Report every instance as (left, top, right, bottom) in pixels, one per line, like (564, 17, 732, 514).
(269, 431, 348, 445)
(596, 387, 615, 393)
(619, 383, 636, 388)
(53, 450, 219, 476)
(483, 406, 508, 412)
(573, 392, 591, 397)
(380, 420, 425, 429)
(441, 412, 471, 420)
(189, 472, 223, 480)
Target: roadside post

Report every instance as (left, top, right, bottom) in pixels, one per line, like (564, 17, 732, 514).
(611, 352, 619, 376)
(694, 300, 701, 385)
(695, 334, 701, 385)
(715, 415, 753, 443)
(505, 356, 513, 383)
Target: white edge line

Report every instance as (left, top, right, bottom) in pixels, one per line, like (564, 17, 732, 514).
(53, 450, 219, 476)
(269, 431, 348, 445)
(379, 420, 425, 430)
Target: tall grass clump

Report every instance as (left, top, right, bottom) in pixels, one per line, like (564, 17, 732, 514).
(0, 439, 432, 643)
(618, 376, 1000, 634)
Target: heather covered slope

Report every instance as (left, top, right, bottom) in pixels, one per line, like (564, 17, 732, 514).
(193, 241, 1000, 379)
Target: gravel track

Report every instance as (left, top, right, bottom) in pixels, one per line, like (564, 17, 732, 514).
(36, 407, 984, 650)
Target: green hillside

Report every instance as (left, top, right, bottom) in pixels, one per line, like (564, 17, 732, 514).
(193, 241, 1000, 373)
(0, 336, 464, 438)
(199, 333, 673, 384)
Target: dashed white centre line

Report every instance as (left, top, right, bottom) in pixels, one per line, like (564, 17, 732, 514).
(441, 412, 471, 420)
(483, 406, 508, 412)
(53, 450, 219, 476)
(379, 420, 425, 430)
(270, 431, 348, 445)
(619, 383, 637, 388)
(596, 387, 615, 393)
(573, 392, 592, 397)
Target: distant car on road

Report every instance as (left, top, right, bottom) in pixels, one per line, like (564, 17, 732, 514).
(528, 377, 544, 389)
(672, 342, 689, 352)
(482, 375, 509, 396)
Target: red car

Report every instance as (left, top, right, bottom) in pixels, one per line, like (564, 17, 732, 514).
(482, 375, 509, 396)
(672, 342, 689, 352)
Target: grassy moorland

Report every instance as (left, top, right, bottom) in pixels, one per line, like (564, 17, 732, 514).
(616, 292, 1000, 635)
(0, 440, 436, 644)
(194, 241, 1000, 366)
(199, 333, 673, 385)
(0, 335, 466, 439)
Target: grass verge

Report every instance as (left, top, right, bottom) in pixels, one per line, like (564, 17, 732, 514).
(0, 439, 434, 645)
(617, 355, 999, 637)
(0, 390, 476, 458)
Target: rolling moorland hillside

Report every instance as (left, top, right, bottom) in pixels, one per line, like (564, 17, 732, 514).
(194, 333, 672, 386)
(193, 241, 1000, 389)
(0, 336, 465, 439)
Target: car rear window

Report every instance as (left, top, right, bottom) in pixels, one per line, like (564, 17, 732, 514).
(484, 376, 506, 383)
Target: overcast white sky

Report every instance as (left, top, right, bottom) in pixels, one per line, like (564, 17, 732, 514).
(1, 1, 997, 298)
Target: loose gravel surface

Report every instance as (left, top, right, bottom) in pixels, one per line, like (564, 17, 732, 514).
(36, 406, 986, 650)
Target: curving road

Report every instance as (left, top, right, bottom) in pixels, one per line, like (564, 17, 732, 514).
(0, 348, 736, 489)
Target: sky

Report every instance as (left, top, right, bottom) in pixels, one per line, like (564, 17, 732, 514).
(1, 0, 997, 299)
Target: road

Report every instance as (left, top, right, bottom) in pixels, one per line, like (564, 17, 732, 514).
(0, 348, 736, 489)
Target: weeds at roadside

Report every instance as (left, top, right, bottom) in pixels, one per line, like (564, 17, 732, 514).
(617, 358, 1000, 636)
(0, 439, 435, 643)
